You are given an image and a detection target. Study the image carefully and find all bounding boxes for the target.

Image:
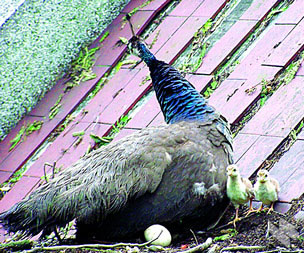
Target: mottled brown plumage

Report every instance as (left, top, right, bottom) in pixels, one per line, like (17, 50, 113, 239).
(0, 121, 232, 240)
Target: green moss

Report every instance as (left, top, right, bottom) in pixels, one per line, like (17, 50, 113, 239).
(9, 120, 44, 151)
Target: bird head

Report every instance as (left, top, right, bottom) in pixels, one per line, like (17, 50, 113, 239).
(257, 169, 269, 183)
(127, 36, 145, 56)
(226, 164, 239, 178)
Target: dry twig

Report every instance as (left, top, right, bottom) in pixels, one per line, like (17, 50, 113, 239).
(180, 237, 213, 253)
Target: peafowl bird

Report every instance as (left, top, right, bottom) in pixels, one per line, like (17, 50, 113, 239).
(0, 20, 233, 242)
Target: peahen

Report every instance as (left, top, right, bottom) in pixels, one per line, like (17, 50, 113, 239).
(0, 25, 233, 242)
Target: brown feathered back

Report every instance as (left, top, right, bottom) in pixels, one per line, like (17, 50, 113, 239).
(0, 120, 232, 240)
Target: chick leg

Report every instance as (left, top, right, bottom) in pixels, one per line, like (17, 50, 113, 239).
(267, 202, 275, 214)
(228, 208, 241, 228)
(245, 198, 255, 216)
(256, 203, 264, 212)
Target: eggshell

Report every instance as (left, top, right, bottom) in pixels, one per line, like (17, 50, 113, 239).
(144, 224, 172, 246)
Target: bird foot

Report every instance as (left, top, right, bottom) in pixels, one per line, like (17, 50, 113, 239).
(228, 217, 242, 228)
(245, 208, 256, 217)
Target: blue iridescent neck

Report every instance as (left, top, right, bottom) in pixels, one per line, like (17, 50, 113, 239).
(137, 42, 156, 67)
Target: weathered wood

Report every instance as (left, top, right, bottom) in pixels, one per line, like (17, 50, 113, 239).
(241, 76, 304, 136)
(263, 18, 304, 67)
(209, 66, 281, 123)
(77, 68, 140, 124)
(0, 171, 12, 185)
(0, 176, 41, 212)
(240, 0, 281, 21)
(233, 133, 260, 162)
(229, 24, 294, 79)
(196, 20, 257, 75)
(156, 16, 210, 63)
(271, 140, 304, 202)
(191, 0, 228, 18)
(0, 117, 61, 173)
(170, 0, 203, 17)
(235, 135, 283, 178)
(275, 0, 304, 25)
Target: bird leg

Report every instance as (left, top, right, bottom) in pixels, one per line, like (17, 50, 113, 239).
(267, 202, 275, 214)
(228, 208, 241, 228)
(245, 198, 255, 217)
(256, 203, 264, 212)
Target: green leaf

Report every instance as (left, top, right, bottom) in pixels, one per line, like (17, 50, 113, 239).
(9, 126, 26, 151)
(72, 131, 85, 137)
(99, 31, 110, 43)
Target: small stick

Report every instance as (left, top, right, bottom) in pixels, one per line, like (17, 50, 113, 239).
(24, 230, 163, 252)
(190, 229, 198, 245)
(180, 238, 212, 253)
(43, 162, 54, 182)
(220, 245, 266, 252)
(126, 14, 136, 37)
(52, 162, 57, 179)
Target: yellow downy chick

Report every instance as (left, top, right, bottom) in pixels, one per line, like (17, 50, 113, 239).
(254, 169, 280, 213)
(226, 164, 254, 227)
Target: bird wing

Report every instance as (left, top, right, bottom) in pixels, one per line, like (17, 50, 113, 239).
(241, 177, 254, 198)
(270, 177, 280, 194)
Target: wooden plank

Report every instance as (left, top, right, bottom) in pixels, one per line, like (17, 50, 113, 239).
(0, 176, 41, 212)
(270, 140, 304, 202)
(55, 123, 111, 171)
(234, 76, 304, 181)
(0, 171, 12, 185)
(236, 135, 283, 178)
(241, 76, 304, 136)
(170, 0, 204, 17)
(0, 117, 61, 173)
(126, 94, 161, 128)
(196, 20, 257, 75)
(229, 24, 294, 79)
(121, 0, 170, 13)
(209, 66, 280, 123)
(233, 133, 259, 162)
(191, 0, 227, 18)
(275, 0, 304, 25)
(24, 121, 95, 177)
(145, 16, 187, 54)
(97, 68, 152, 124)
(156, 16, 209, 63)
(148, 112, 166, 126)
(76, 68, 140, 124)
(113, 128, 141, 142)
(263, 18, 304, 67)
(240, 0, 280, 21)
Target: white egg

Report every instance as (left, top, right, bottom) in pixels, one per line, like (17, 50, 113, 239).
(144, 224, 172, 246)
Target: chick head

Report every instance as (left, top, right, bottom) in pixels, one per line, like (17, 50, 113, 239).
(257, 169, 269, 183)
(226, 164, 239, 178)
